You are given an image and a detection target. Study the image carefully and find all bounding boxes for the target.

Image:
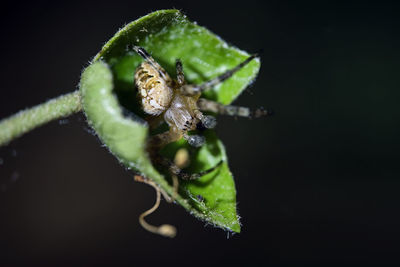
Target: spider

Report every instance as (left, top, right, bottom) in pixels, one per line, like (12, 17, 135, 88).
(132, 46, 272, 237)
(132, 46, 271, 180)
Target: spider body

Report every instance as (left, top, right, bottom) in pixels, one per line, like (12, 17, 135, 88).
(132, 46, 271, 180)
(135, 56, 204, 134)
(135, 61, 173, 116)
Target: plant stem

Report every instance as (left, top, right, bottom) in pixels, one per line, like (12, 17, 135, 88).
(0, 90, 82, 147)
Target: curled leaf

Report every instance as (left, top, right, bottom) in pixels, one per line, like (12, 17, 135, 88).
(80, 9, 260, 233)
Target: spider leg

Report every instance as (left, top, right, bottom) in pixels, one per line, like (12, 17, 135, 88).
(183, 133, 205, 147)
(148, 127, 205, 155)
(193, 109, 217, 129)
(180, 54, 258, 96)
(132, 46, 171, 81)
(148, 131, 220, 182)
(197, 98, 273, 118)
(154, 154, 223, 181)
(176, 59, 185, 85)
(148, 128, 182, 152)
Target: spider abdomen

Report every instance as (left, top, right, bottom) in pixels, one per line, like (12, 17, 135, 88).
(135, 62, 173, 116)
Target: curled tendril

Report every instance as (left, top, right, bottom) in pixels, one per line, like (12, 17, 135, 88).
(134, 175, 177, 238)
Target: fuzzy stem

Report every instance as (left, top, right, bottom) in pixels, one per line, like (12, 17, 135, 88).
(0, 91, 82, 147)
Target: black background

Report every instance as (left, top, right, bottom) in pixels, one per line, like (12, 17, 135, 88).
(0, 1, 399, 266)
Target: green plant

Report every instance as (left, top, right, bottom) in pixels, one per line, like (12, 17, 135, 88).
(0, 9, 260, 234)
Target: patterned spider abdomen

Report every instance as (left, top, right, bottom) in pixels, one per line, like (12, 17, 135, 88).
(135, 62, 173, 116)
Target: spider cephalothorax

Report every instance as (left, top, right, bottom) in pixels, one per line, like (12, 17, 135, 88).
(133, 46, 271, 180)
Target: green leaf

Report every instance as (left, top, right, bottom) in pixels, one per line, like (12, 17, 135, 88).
(80, 9, 260, 233)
